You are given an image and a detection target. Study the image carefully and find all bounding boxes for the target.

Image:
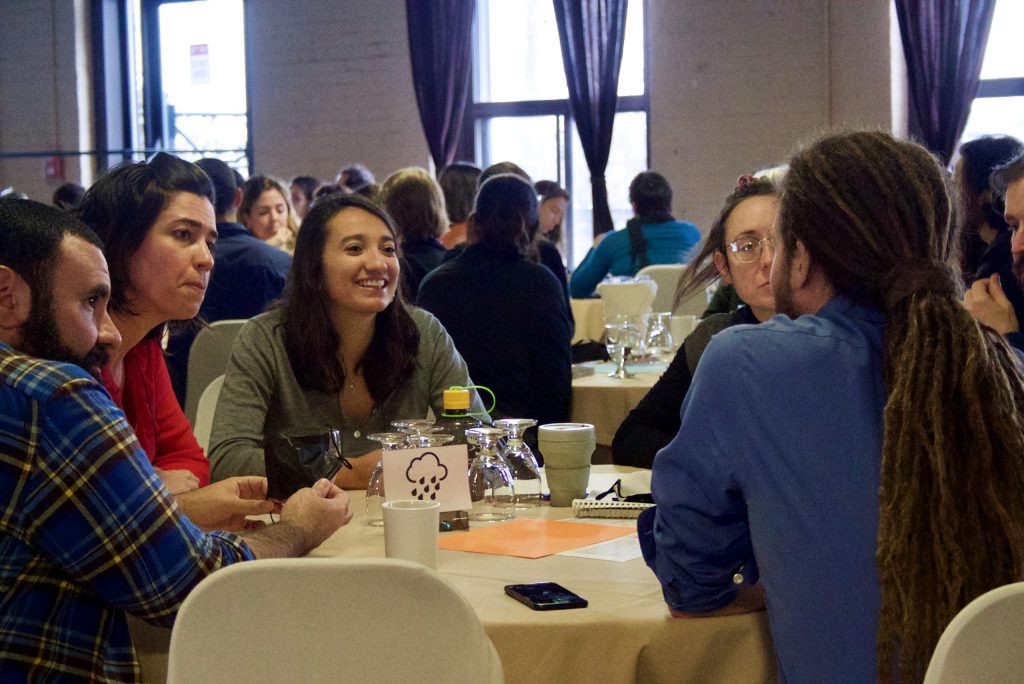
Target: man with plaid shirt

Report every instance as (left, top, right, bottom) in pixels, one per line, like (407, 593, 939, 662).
(0, 200, 352, 682)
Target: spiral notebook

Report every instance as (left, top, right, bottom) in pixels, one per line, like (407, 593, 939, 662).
(572, 498, 654, 519)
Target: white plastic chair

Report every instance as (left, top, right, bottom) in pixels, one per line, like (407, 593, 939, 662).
(191, 374, 224, 452)
(923, 581, 1024, 683)
(167, 557, 504, 684)
(184, 319, 245, 425)
(596, 279, 657, 322)
(636, 264, 685, 313)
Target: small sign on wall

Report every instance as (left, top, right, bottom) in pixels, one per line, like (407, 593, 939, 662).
(382, 445, 471, 513)
(44, 156, 65, 182)
(190, 44, 210, 85)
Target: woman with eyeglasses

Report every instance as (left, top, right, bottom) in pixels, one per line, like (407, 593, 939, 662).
(612, 176, 778, 468)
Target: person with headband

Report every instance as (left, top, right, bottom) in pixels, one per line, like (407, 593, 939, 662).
(639, 132, 1024, 682)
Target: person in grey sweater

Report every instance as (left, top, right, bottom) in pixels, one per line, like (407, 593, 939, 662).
(209, 193, 484, 488)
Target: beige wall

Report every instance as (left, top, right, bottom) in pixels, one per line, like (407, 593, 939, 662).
(649, 0, 894, 229)
(244, 0, 429, 183)
(0, 0, 93, 202)
(0, 0, 897, 230)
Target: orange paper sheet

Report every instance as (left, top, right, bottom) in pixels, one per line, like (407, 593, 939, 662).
(438, 519, 635, 558)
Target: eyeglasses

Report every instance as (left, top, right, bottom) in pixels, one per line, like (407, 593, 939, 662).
(725, 236, 776, 263)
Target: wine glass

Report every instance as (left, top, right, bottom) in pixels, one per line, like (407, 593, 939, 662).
(604, 316, 640, 379)
(494, 418, 541, 507)
(465, 426, 515, 522)
(365, 432, 408, 527)
(645, 312, 675, 360)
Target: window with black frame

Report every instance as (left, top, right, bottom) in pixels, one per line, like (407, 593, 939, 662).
(958, 0, 1024, 146)
(470, 0, 649, 270)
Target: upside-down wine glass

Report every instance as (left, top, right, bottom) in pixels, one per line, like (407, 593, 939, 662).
(466, 426, 515, 522)
(365, 432, 409, 526)
(494, 418, 541, 507)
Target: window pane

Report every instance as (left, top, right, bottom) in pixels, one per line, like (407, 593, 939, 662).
(482, 115, 561, 182)
(478, 0, 568, 103)
(569, 111, 648, 270)
(959, 96, 1024, 146)
(158, 0, 249, 174)
(617, 1, 645, 96)
(980, 0, 1024, 80)
(477, 0, 644, 102)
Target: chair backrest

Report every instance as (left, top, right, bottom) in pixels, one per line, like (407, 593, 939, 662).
(184, 320, 246, 425)
(636, 264, 685, 313)
(596, 280, 657, 321)
(923, 581, 1024, 683)
(167, 557, 504, 684)
(192, 375, 224, 452)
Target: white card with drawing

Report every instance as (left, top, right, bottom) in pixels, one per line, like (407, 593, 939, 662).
(382, 445, 471, 513)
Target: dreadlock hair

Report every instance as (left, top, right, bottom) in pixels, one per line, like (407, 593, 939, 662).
(672, 175, 777, 312)
(778, 131, 1024, 682)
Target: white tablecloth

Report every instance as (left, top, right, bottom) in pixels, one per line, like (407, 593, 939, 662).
(133, 466, 776, 684)
(571, 363, 667, 446)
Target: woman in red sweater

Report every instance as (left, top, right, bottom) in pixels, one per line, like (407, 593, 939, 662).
(77, 153, 218, 493)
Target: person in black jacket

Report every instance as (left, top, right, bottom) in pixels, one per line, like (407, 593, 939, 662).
(612, 175, 778, 468)
(418, 174, 572, 451)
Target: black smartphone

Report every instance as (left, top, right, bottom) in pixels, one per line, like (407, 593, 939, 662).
(504, 582, 588, 611)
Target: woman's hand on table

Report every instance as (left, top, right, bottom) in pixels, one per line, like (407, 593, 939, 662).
(333, 449, 381, 489)
(174, 476, 279, 531)
(156, 467, 200, 495)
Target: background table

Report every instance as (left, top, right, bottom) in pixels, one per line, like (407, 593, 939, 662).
(571, 363, 667, 446)
(133, 467, 776, 684)
(570, 298, 607, 344)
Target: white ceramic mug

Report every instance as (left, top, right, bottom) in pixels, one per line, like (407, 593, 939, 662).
(383, 500, 440, 569)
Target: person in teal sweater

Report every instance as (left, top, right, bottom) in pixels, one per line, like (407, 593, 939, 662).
(569, 171, 701, 297)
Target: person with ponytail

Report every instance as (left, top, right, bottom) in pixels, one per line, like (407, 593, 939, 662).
(568, 171, 701, 298)
(638, 131, 1024, 683)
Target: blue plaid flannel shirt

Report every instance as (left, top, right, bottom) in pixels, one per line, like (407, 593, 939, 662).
(0, 343, 254, 682)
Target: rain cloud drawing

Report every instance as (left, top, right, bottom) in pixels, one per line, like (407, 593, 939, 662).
(405, 451, 449, 501)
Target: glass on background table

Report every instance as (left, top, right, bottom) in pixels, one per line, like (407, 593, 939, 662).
(131, 466, 777, 684)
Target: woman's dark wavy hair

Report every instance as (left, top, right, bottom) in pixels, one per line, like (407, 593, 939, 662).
(780, 131, 1024, 682)
(77, 152, 214, 318)
(469, 174, 538, 255)
(281, 193, 420, 402)
(672, 176, 777, 311)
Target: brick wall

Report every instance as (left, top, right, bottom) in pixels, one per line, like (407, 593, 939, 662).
(649, 0, 894, 230)
(0, 0, 91, 202)
(244, 0, 430, 185)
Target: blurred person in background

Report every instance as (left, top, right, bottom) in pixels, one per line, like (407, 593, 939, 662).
(379, 167, 448, 302)
(419, 174, 571, 439)
(239, 175, 299, 253)
(439, 162, 481, 249)
(570, 171, 701, 298)
(290, 174, 320, 220)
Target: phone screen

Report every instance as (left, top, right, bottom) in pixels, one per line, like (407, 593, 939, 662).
(504, 582, 588, 611)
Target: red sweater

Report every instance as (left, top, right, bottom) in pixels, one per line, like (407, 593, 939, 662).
(101, 338, 210, 485)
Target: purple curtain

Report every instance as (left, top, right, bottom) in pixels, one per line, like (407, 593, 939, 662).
(894, 0, 996, 165)
(553, 0, 628, 237)
(405, 0, 476, 170)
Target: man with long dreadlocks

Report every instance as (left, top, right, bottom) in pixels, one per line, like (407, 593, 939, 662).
(638, 132, 1024, 683)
